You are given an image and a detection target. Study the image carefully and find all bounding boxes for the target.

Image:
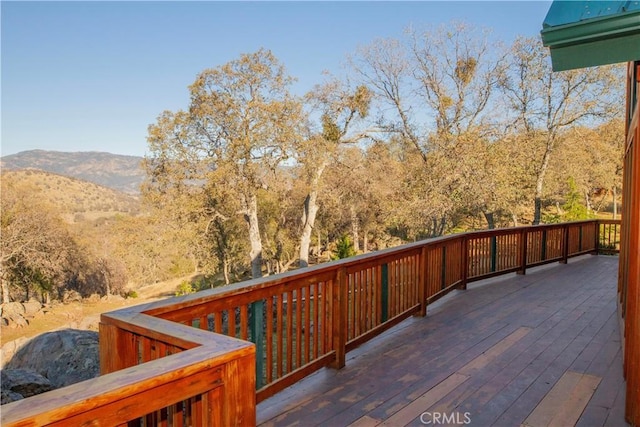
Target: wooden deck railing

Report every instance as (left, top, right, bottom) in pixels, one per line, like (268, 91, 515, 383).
(0, 219, 621, 426)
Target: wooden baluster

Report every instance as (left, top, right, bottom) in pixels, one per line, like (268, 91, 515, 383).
(240, 304, 248, 341)
(228, 308, 236, 338)
(295, 288, 302, 369)
(304, 284, 311, 365)
(332, 267, 347, 369)
(276, 294, 283, 379)
(266, 296, 273, 384)
(286, 290, 293, 374)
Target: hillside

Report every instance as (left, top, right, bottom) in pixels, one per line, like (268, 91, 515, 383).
(1, 169, 140, 223)
(0, 150, 145, 195)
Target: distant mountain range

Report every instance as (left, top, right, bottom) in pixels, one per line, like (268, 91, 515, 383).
(0, 150, 145, 195)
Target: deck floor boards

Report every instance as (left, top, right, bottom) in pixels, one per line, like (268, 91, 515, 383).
(257, 255, 627, 427)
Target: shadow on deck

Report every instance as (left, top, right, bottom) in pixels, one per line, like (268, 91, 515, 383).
(257, 255, 626, 427)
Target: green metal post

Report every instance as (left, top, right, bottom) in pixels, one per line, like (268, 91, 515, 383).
(250, 300, 265, 389)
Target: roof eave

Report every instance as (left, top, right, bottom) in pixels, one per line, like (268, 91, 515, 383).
(541, 10, 640, 71)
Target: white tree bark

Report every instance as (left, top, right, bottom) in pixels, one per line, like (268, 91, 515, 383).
(242, 194, 263, 279)
(299, 161, 327, 268)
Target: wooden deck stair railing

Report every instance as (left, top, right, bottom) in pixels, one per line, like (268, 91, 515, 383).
(0, 219, 621, 426)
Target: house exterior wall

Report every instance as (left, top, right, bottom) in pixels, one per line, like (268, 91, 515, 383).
(622, 60, 640, 426)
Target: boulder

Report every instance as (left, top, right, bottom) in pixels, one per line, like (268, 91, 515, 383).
(62, 290, 82, 303)
(1, 389, 24, 404)
(4, 329, 99, 389)
(1, 302, 24, 318)
(0, 336, 29, 368)
(22, 300, 43, 318)
(45, 347, 100, 388)
(1, 368, 53, 402)
(2, 315, 28, 329)
(0, 302, 28, 329)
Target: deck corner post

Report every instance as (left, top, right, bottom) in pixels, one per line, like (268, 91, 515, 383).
(99, 321, 118, 375)
(518, 228, 528, 275)
(331, 267, 348, 369)
(99, 318, 137, 375)
(221, 353, 257, 426)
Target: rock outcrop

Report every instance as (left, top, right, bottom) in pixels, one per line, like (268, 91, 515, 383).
(1, 369, 53, 403)
(1, 301, 31, 328)
(1, 329, 99, 404)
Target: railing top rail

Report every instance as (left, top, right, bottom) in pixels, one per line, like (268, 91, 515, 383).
(119, 219, 615, 319)
(101, 310, 253, 350)
(0, 341, 253, 425)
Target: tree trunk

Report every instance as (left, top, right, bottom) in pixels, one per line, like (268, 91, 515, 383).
(299, 161, 327, 268)
(533, 146, 552, 225)
(1, 278, 10, 303)
(316, 227, 321, 264)
(299, 191, 319, 268)
(511, 212, 519, 227)
(223, 257, 230, 285)
(350, 205, 360, 253)
(242, 193, 263, 279)
(533, 197, 543, 225)
(431, 216, 446, 237)
(483, 211, 496, 229)
(584, 190, 592, 213)
(363, 229, 368, 253)
(613, 186, 618, 220)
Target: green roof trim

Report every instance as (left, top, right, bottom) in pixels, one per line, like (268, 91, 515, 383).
(541, 1, 640, 71)
(543, 1, 640, 27)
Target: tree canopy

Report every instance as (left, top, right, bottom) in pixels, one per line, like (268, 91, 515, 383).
(1, 25, 625, 302)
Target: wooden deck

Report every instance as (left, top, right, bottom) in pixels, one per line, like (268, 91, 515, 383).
(257, 255, 627, 427)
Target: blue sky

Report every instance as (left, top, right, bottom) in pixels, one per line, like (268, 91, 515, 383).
(1, 1, 552, 158)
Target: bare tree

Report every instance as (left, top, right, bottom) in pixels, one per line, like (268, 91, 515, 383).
(1, 178, 78, 302)
(297, 77, 371, 267)
(144, 49, 303, 278)
(500, 37, 623, 224)
(351, 22, 507, 230)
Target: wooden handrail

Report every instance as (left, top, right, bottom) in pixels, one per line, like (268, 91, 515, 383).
(2, 308, 256, 426)
(0, 219, 620, 426)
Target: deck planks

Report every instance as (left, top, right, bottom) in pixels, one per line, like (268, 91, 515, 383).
(521, 371, 601, 427)
(257, 255, 627, 427)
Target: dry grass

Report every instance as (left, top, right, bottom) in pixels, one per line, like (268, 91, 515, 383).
(0, 274, 198, 344)
(2, 169, 140, 223)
